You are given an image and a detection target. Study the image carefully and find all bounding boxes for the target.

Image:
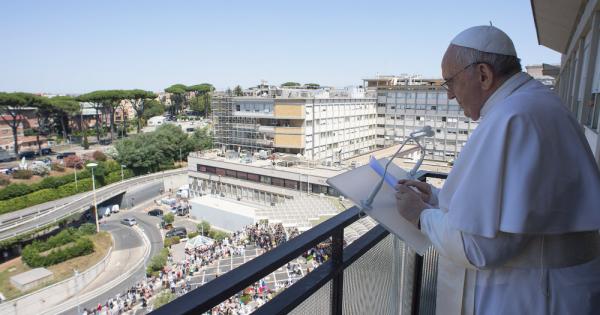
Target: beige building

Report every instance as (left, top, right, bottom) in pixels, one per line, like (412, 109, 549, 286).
(212, 88, 378, 162)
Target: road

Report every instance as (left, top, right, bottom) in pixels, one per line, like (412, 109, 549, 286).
(59, 210, 163, 315)
(0, 169, 186, 241)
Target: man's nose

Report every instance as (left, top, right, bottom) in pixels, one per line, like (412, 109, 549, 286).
(447, 90, 456, 100)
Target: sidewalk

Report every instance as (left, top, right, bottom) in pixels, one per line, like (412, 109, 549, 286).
(80, 246, 145, 294)
(41, 224, 150, 315)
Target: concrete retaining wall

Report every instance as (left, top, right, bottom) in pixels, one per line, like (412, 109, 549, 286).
(0, 246, 113, 315)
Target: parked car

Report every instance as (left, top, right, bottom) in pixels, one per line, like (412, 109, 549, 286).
(176, 206, 189, 216)
(18, 151, 36, 159)
(165, 227, 186, 238)
(148, 209, 164, 217)
(40, 148, 52, 155)
(57, 152, 76, 159)
(111, 204, 120, 213)
(121, 217, 137, 226)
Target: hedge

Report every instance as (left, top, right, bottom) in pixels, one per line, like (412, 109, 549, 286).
(0, 160, 125, 201)
(0, 168, 135, 215)
(21, 228, 95, 267)
(163, 236, 180, 248)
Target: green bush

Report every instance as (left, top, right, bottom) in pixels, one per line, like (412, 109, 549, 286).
(163, 236, 180, 248)
(146, 248, 169, 277)
(163, 213, 174, 225)
(21, 229, 94, 267)
(197, 221, 211, 236)
(12, 170, 33, 179)
(209, 230, 230, 242)
(187, 231, 199, 239)
(78, 223, 97, 235)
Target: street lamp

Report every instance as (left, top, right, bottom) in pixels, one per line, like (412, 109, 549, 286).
(120, 164, 126, 181)
(73, 161, 84, 190)
(87, 162, 100, 233)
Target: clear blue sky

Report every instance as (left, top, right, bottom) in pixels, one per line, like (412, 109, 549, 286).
(0, 0, 560, 94)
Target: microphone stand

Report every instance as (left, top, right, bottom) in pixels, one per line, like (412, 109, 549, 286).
(360, 133, 429, 212)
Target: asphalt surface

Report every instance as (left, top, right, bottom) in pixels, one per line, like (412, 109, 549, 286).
(0, 170, 185, 241)
(59, 210, 163, 315)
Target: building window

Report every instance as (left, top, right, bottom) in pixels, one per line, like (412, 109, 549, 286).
(284, 179, 298, 190)
(272, 178, 285, 187)
(226, 169, 237, 177)
(260, 176, 271, 185)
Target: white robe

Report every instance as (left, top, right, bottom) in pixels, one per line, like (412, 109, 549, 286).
(419, 73, 600, 315)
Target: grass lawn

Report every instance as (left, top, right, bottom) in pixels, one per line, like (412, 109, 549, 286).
(0, 231, 112, 300)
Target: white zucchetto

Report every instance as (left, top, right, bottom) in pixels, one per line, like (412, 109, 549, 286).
(450, 25, 517, 57)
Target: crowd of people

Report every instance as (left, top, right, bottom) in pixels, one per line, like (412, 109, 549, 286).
(80, 222, 329, 315)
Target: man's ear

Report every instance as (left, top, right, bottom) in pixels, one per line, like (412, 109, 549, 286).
(478, 63, 494, 90)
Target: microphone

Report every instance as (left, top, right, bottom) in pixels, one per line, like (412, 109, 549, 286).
(410, 126, 435, 138)
(361, 125, 434, 211)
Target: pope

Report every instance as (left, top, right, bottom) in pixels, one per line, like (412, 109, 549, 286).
(395, 25, 600, 314)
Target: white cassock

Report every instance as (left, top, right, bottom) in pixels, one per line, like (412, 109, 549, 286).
(419, 72, 600, 315)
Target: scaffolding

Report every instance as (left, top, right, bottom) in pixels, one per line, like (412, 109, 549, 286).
(213, 96, 274, 155)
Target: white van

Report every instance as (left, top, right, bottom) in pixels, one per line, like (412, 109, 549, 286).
(111, 204, 120, 213)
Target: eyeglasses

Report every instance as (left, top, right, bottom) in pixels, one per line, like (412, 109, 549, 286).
(441, 62, 479, 91)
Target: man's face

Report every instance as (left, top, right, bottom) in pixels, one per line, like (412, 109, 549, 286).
(441, 46, 486, 121)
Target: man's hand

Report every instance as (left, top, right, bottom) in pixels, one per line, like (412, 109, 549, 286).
(395, 184, 428, 226)
(397, 179, 432, 203)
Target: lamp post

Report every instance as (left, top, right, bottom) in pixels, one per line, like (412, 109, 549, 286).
(74, 269, 80, 315)
(120, 164, 126, 181)
(74, 163, 78, 190)
(87, 162, 100, 233)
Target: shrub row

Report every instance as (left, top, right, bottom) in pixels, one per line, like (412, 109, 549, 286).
(22, 237, 94, 267)
(163, 236, 180, 248)
(21, 226, 97, 267)
(0, 160, 124, 201)
(0, 168, 134, 215)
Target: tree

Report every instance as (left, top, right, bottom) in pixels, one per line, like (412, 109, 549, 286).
(163, 213, 174, 225)
(115, 133, 165, 174)
(305, 83, 320, 89)
(26, 94, 54, 154)
(101, 90, 127, 142)
(191, 127, 213, 151)
(233, 85, 243, 96)
(188, 95, 204, 115)
(197, 220, 211, 236)
(77, 91, 106, 143)
(164, 84, 187, 116)
(142, 99, 165, 120)
(153, 124, 194, 162)
(0, 92, 27, 155)
(281, 82, 301, 87)
(123, 89, 157, 133)
(50, 96, 81, 141)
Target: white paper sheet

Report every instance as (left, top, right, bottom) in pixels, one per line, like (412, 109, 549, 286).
(327, 158, 432, 255)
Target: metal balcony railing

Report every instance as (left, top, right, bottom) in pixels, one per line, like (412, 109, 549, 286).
(151, 171, 448, 315)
